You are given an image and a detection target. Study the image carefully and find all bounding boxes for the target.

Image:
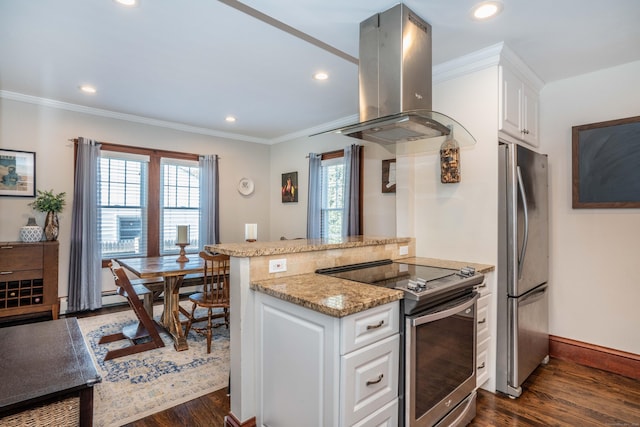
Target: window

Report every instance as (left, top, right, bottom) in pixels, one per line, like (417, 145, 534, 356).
(160, 159, 200, 254)
(315, 148, 362, 240)
(99, 153, 148, 258)
(320, 156, 345, 240)
(97, 143, 200, 262)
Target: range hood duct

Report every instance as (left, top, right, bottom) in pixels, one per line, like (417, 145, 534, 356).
(319, 4, 476, 153)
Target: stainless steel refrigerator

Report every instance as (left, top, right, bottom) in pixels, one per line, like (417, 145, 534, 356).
(497, 141, 549, 398)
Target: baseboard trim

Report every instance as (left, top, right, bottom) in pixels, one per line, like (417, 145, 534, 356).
(549, 335, 640, 380)
(224, 413, 256, 427)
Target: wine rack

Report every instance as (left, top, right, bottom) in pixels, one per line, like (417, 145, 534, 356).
(0, 241, 58, 320)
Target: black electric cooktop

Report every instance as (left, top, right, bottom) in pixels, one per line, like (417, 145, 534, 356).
(316, 259, 484, 313)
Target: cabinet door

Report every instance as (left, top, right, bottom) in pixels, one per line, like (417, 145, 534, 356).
(499, 65, 523, 140)
(258, 295, 339, 427)
(522, 83, 539, 146)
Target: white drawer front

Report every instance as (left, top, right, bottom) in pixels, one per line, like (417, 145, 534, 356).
(341, 302, 399, 354)
(341, 334, 399, 427)
(476, 338, 490, 388)
(351, 398, 398, 427)
(477, 294, 490, 344)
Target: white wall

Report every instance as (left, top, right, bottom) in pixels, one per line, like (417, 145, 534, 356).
(539, 60, 640, 354)
(398, 66, 500, 266)
(0, 98, 271, 298)
(269, 133, 397, 240)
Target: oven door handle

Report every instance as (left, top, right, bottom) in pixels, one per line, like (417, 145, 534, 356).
(410, 293, 478, 327)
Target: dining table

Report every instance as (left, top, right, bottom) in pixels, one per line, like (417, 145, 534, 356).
(116, 254, 204, 351)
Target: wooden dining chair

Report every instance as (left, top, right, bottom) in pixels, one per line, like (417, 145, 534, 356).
(98, 263, 165, 360)
(184, 251, 230, 353)
(108, 260, 155, 319)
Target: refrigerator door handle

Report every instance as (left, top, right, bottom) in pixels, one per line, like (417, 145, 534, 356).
(520, 285, 548, 306)
(516, 166, 529, 280)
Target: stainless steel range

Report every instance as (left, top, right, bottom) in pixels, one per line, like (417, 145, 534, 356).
(317, 260, 484, 427)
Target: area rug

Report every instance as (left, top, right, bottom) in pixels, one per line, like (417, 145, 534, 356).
(77, 302, 229, 427)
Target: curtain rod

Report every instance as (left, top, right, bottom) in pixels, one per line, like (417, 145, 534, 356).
(68, 138, 220, 158)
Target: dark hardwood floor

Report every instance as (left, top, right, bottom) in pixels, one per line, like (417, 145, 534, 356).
(65, 304, 640, 427)
(472, 358, 640, 427)
(121, 357, 640, 427)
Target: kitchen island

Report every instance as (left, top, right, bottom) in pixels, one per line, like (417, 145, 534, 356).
(207, 236, 413, 427)
(207, 236, 495, 426)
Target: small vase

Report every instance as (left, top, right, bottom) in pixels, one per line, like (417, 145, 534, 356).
(44, 211, 59, 241)
(20, 217, 43, 242)
(440, 126, 461, 184)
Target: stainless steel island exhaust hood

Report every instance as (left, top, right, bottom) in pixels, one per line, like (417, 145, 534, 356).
(319, 4, 476, 154)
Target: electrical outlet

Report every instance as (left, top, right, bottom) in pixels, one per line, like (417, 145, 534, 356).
(399, 245, 409, 256)
(269, 258, 287, 273)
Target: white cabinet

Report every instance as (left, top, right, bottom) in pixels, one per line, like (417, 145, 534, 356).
(256, 293, 399, 427)
(499, 64, 539, 147)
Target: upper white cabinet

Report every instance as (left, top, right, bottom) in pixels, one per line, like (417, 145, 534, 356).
(499, 63, 540, 147)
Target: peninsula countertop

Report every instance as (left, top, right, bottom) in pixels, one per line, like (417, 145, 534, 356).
(206, 235, 412, 258)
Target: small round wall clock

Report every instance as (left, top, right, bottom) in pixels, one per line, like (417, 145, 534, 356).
(237, 177, 255, 195)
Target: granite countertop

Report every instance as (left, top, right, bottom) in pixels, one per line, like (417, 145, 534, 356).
(250, 256, 494, 317)
(207, 235, 411, 258)
(399, 256, 495, 274)
(251, 274, 403, 318)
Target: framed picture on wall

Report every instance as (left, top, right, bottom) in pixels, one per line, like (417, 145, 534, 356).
(281, 171, 298, 203)
(572, 115, 640, 208)
(0, 149, 36, 197)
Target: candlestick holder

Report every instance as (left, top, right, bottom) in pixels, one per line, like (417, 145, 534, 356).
(245, 239, 256, 242)
(176, 243, 189, 262)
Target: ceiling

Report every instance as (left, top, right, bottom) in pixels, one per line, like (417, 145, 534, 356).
(1, 0, 639, 144)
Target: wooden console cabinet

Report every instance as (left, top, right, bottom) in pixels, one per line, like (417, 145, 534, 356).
(0, 241, 59, 320)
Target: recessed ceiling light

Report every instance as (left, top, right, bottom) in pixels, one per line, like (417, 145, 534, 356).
(114, 0, 138, 6)
(225, 116, 236, 123)
(471, 1, 503, 20)
(313, 71, 329, 81)
(79, 85, 97, 94)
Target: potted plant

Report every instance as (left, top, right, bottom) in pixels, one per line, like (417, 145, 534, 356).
(30, 189, 66, 241)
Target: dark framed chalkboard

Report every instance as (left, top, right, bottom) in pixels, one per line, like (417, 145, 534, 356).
(572, 115, 640, 208)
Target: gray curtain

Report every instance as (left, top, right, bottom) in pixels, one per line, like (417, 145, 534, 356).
(306, 153, 322, 239)
(199, 154, 219, 245)
(68, 137, 102, 312)
(343, 144, 362, 236)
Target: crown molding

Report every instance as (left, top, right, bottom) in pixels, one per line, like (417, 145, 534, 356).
(0, 90, 270, 145)
(433, 41, 546, 90)
(433, 42, 504, 84)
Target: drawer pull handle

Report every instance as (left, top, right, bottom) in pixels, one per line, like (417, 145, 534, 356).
(1, 246, 14, 249)
(477, 362, 486, 370)
(366, 374, 383, 386)
(366, 320, 384, 330)
(1, 271, 13, 275)
(478, 318, 487, 324)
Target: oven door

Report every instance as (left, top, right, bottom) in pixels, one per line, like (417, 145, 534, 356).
(405, 292, 478, 427)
